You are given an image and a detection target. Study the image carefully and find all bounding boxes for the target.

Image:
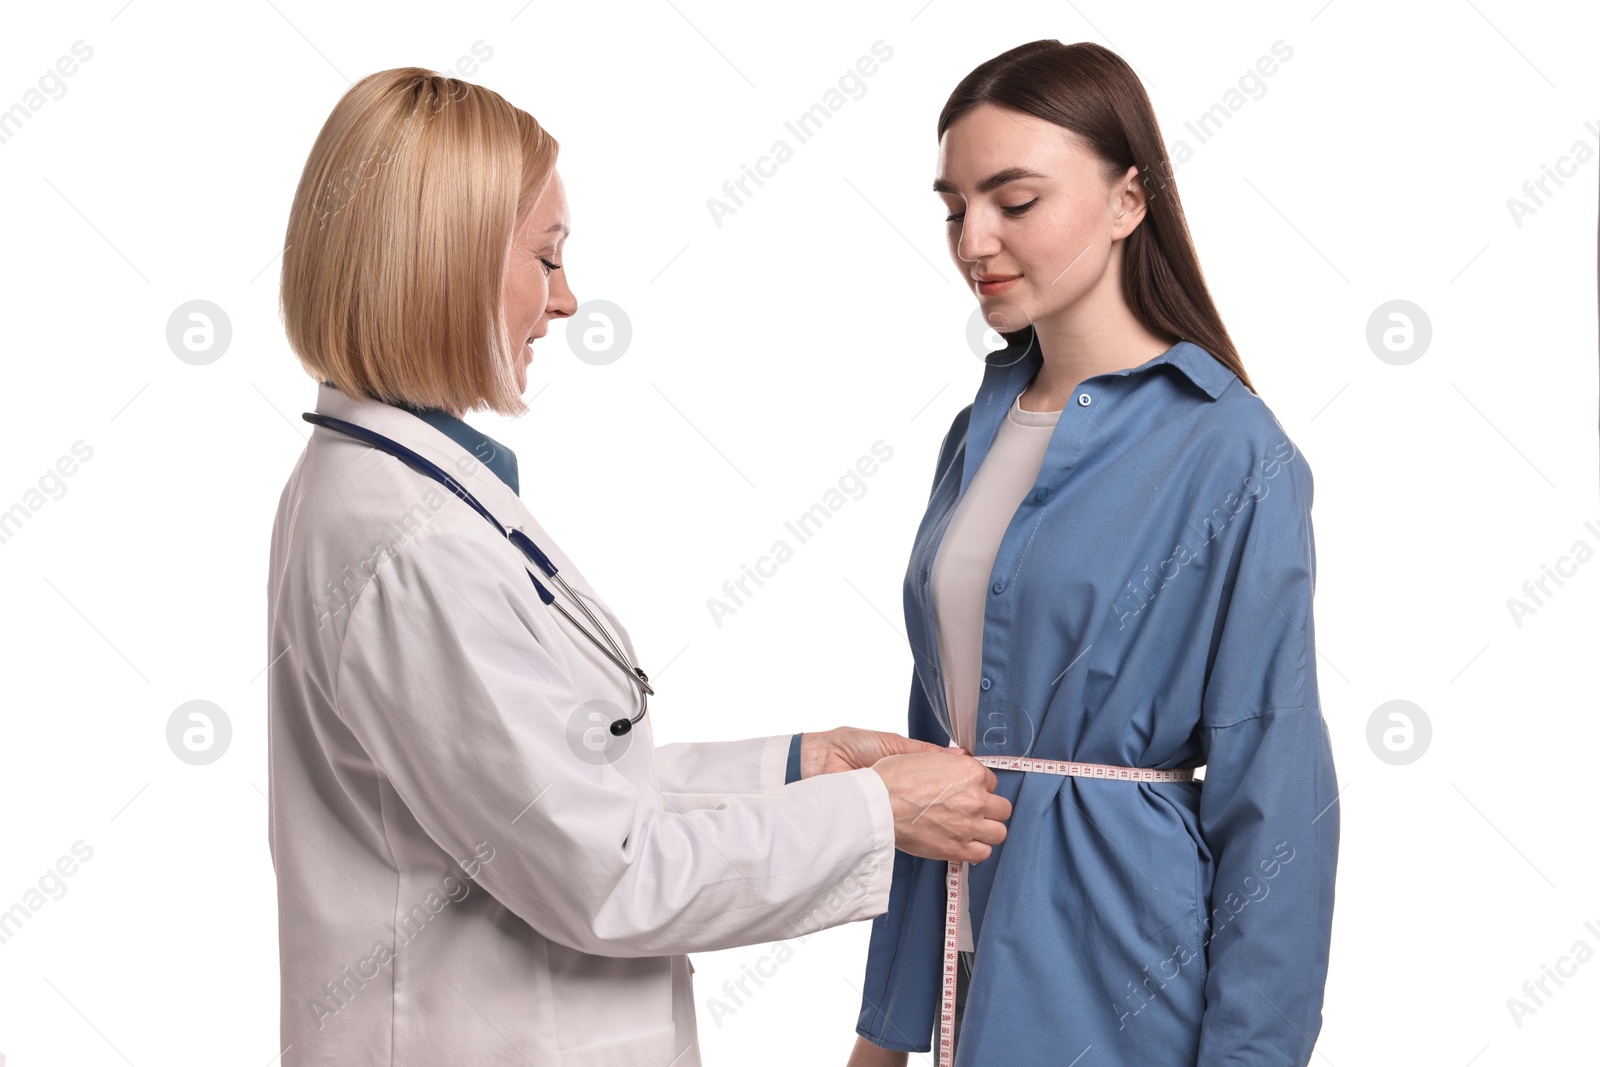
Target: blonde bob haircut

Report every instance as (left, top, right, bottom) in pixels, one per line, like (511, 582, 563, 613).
(280, 67, 558, 417)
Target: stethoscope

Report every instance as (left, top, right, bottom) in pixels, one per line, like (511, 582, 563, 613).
(303, 411, 653, 736)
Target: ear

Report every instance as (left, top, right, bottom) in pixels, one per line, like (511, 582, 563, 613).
(1111, 165, 1150, 239)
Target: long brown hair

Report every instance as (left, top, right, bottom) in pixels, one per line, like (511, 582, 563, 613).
(939, 40, 1254, 393)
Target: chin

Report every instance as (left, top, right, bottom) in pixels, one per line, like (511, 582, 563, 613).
(976, 300, 1034, 335)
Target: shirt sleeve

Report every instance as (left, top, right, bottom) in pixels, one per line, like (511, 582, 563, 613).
(333, 521, 896, 959)
(786, 733, 803, 784)
(1194, 442, 1340, 1065)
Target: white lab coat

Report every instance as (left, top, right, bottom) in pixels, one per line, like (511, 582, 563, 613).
(266, 382, 896, 1066)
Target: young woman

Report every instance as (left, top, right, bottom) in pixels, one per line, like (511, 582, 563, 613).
(848, 41, 1339, 1066)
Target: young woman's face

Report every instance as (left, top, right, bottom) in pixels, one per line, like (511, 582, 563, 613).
(503, 169, 576, 393)
(934, 103, 1142, 335)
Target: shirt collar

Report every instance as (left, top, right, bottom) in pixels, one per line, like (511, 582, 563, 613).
(960, 328, 1236, 498)
(984, 326, 1236, 401)
(391, 403, 520, 497)
(320, 382, 520, 496)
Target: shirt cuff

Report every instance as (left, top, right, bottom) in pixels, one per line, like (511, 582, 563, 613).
(784, 732, 804, 784)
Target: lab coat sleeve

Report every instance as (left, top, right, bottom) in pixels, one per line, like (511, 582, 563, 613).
(653, 733, 795, 802)
(332, 521, 896, 958)
(1194, 444, 1339, 1066)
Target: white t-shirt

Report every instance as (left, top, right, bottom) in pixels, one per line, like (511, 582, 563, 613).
(930, 392, 1063, 952)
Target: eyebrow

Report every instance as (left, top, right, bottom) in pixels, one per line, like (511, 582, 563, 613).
(543, 223, 570, 236)
(932, 168, 1049, 195)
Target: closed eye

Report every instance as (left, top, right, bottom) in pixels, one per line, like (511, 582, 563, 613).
(945, 198, 1038, 223)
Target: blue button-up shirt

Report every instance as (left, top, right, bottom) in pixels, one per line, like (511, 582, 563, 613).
(856, 329, 1339, 1064)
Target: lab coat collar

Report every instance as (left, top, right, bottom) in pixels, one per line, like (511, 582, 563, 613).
(307, 380, 637, 685)
(310, 381, 533, 541)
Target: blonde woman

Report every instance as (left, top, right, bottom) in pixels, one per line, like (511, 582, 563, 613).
(267, 68, 1010, 1065)
(849, 41, 1338, 1066)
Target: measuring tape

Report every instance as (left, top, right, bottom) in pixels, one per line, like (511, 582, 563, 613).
(937, 754, 1199, 1067)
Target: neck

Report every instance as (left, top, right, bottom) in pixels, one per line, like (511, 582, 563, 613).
(1018, 244, 1176, 411)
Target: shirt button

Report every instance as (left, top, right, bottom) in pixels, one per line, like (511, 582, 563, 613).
(1077, 392, 1092, 406)
(980, 677, 992, 691)
(991, 580, 1004, 594)
(1034, 488, 1049, 502)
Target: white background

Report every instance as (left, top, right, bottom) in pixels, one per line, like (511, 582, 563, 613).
(1, 0, 1596, 1064)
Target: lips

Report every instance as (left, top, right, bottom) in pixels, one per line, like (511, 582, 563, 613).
(976, 273, 1021, 295)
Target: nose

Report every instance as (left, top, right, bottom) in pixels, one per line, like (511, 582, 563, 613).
(546, 262, 577, 321)
(955, 208, 1002, 266)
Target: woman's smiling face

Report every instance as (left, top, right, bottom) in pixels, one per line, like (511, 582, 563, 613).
(934, 103, 1143, 336)
(503, 169, 576, 393)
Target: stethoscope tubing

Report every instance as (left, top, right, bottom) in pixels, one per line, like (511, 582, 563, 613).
(302, 411, 651, 733)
